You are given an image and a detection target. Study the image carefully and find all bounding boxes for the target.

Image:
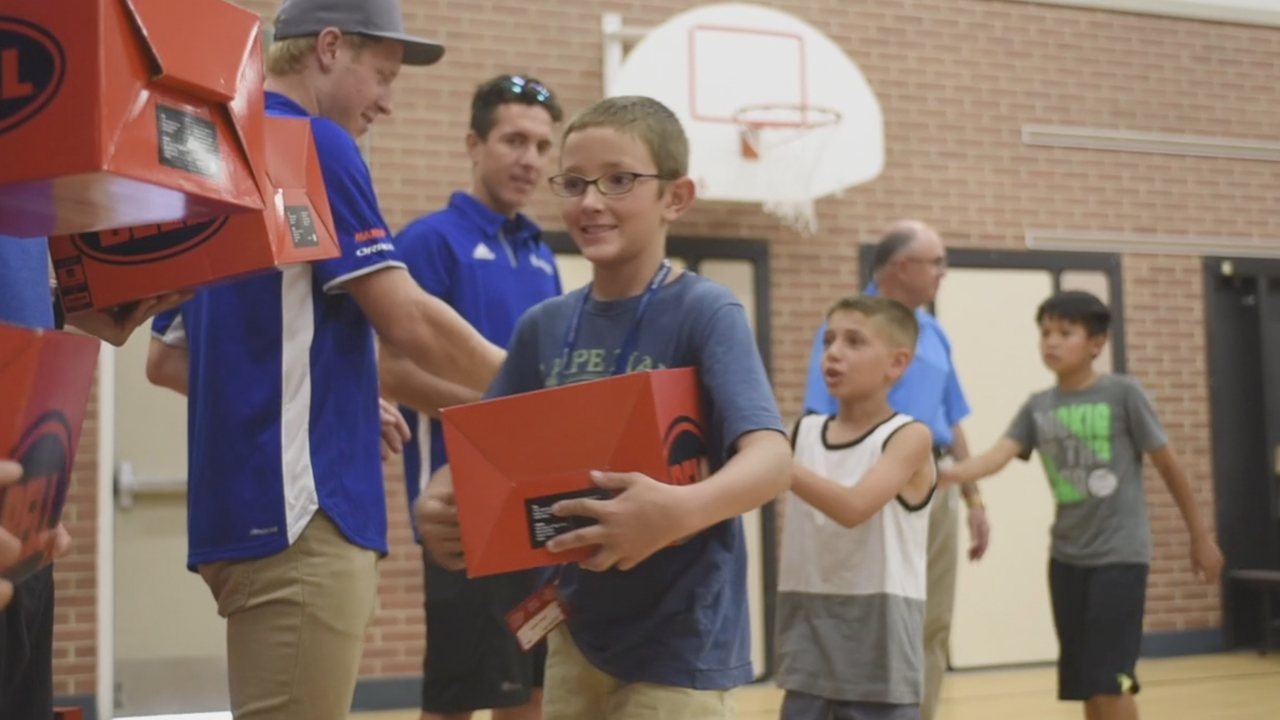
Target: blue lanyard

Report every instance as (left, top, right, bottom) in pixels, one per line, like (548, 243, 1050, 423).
(561, 259, 672, 378)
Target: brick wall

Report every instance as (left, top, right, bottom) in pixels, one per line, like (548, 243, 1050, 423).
(52, 386, 99, 697)
(52, 0, 1280, 696)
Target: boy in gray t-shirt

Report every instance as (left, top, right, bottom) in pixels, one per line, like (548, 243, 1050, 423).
(940, 290, 1222, 720)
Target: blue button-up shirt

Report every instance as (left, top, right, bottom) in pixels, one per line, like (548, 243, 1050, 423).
(802, 281, 970, 446)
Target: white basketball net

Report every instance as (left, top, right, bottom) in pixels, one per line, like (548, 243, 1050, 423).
(734, 105, 842, 236)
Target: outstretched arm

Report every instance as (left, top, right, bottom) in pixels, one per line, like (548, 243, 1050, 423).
(939, 437, 1024, 487)
(348, 268, 505, 393)
(791, 422, 934, 528)
(378, 340, 483, 417)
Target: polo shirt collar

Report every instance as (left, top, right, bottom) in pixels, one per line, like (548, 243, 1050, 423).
(447, 191, 540, 246)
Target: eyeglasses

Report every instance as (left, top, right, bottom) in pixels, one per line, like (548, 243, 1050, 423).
(502, 75, 553, 104)
(547, 172, 668, 198)
(906, 255, 948, 270)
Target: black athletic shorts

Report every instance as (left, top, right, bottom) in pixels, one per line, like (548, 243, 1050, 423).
(420, 549, 547, 714)
(0, 564, 56, 720)
(1049, 559, 1148, 701)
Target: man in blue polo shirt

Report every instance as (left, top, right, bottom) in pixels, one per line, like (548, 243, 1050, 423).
(802, 220, 991, 720)
(1, 233, 182, 720)
(379, 74, 563, 720)
(142, 2, 510, 719)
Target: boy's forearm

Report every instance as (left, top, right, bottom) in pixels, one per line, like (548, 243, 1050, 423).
(1151, 446, 1211, 540)
(947, 437, 1022, 485)
(948, 425, 982, 502)
(680, 430, 791, 534)
(790, 463, 872, 528)
(946, 456, 992, 485)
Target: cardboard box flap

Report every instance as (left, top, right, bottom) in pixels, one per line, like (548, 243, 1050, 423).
(0, 324, 99, 585)
(444, 378, 642, 479)
(264, 117, 315, 189)
(265, 117, 339, 249)
(124, 0, 261, 105)
(0, 332, 40, 378)
(444, 436, 512, 561)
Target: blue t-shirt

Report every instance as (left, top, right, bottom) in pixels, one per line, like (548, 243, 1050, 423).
(486, 270, 785, 689)
(150, 91, 405, 569)
(0, 236, 54, 329)
(394, 192, 561, 536)
(802, 282, 970, 445)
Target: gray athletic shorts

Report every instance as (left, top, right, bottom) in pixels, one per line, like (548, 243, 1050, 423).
(780, 691, 920, 720)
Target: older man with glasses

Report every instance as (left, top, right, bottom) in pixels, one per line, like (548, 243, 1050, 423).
(381, 73, 564, 720)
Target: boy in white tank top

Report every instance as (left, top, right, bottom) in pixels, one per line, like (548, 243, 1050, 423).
(776, 295, 938, 720)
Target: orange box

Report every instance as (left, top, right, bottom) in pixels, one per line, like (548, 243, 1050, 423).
(47, 115, 341, 313)
(441, 368, 711, 578)
(0, 0, 269, 238)
(54, 710, 85, 720)
(0, 322, 99, 587)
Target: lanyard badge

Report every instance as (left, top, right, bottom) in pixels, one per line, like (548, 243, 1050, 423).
(559, 259, 672, 379)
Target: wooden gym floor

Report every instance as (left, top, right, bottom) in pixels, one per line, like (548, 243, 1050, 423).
(357, 652, 1280, 720)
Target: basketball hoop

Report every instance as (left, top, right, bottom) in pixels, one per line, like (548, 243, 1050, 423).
(733, 104, 842, 236)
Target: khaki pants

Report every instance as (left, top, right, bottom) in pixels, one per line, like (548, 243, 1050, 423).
(922, 484, 959, 720)
(542, 625, 735, 720)
(198, 510, 378, 720)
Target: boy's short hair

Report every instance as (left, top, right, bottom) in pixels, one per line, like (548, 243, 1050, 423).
(827, 295, 919, 351)
(561, 96, 688, 180)
(1036, 290, 1111, 337)
(470, 74, 564, 139)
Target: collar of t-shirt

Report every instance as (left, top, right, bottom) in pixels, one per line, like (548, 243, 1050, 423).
(446, 191, 541, 247)
(264, 91, 309, 117)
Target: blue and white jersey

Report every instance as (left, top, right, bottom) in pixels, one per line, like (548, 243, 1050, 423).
(0, 235, 54, 329)
(151, 91, 404, 569)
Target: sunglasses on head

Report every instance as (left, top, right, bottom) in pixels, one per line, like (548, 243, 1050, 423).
(502, 75, 553, 104)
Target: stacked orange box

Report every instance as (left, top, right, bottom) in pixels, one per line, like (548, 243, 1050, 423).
(0, 0, 271, 238)
(48, 114, 342, 312)
(1, 0, 344, 574)
(0, 323, 100, 586)
(440, 368, 712, 578)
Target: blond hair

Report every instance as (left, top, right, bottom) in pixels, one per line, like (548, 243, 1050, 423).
(561, 95, 689, 180)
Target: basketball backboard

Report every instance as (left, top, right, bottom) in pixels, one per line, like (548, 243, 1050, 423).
(604, 3, 885, 235)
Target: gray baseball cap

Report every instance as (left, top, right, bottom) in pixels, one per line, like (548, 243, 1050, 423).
(273, 0, 445, 66)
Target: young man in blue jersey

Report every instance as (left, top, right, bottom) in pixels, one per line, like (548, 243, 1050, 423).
(380, 74, 564, 720)
(142, 1, 513, 719)
(1, 233, 184, 720)
(417, 95, 793, 719)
